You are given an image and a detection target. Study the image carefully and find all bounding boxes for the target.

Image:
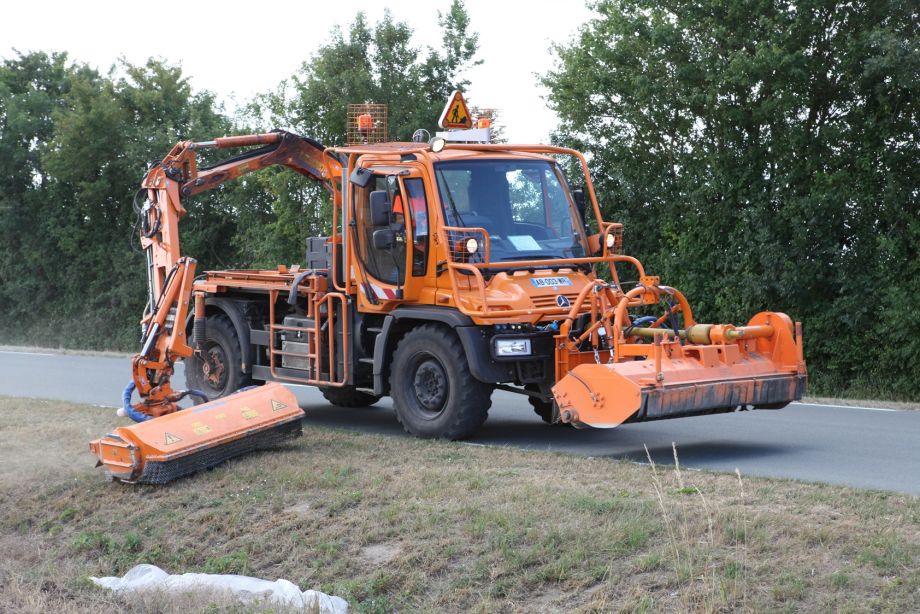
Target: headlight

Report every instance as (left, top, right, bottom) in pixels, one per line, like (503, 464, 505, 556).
(605, 233, 616, 249)
(466, 237, 479, 254)
(494, 338, 532, 357)
(428, 136, 446, 153)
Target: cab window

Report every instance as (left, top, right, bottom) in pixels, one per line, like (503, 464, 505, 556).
(354, 175, 405, 285)
(403, 178, 429, 276)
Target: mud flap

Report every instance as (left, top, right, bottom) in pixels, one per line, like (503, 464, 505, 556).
(90, 383, 304, 484)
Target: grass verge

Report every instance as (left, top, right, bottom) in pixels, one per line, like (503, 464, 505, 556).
(0, 396, 917, 613)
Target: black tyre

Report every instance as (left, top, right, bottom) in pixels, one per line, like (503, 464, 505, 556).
(320, 386, 381, 407)
(526, 384, 568, 426)
(185, 314, 251, 399)
(389, 324, 491, 439)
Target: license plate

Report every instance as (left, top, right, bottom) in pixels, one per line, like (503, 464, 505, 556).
(531, 277, 572, 288)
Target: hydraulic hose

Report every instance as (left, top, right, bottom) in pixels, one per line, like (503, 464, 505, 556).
(121, 381, 210, 422)
(122, 381, 151, 423)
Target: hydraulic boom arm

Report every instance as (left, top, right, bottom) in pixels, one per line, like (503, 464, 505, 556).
(132, 130, 339, 417)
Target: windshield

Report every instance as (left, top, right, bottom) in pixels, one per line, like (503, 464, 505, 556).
(435, 159, 587, 262)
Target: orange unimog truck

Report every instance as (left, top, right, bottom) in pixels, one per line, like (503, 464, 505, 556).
(90, 103, 806, 484)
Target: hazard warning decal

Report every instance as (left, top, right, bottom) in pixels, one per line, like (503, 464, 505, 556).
(438, 90, 473, 129)
(271, 399, 288, 412)
(191, 421, 212, 435)
(164, 432, 182, 445)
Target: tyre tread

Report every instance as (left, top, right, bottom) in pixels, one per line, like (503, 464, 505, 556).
(389, 324, 491, 439)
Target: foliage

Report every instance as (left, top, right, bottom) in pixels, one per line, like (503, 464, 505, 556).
(0, 54, 235, 348)
(234, 0, 481, 265)
(0, 1, 479, 350)
(543, 0, 919, 399)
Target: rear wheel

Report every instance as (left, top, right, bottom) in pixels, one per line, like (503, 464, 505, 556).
(390, 324, 491, 439)
(185, 314, 251, 399)
(321, 386, 381, 407)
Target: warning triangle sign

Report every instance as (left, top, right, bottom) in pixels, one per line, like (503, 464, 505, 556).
(164, 432, 182, 445)
(438, 90, 473, 129)
(271, 399, 288, 412)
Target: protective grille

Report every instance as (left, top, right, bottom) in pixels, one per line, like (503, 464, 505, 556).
(604, 223, 624, 255)
(442, 226, 490, 264)
(347, 104, 388, 145)
(531, 293, 579, 309)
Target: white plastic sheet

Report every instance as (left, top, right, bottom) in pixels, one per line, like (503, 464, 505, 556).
(91, 564, 348, 613)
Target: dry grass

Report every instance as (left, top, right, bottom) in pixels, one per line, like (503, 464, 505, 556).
(0, 396, 918, 613)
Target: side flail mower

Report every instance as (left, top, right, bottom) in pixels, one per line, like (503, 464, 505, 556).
(90, 383, 303, 484)
(551, 274, 806, 428)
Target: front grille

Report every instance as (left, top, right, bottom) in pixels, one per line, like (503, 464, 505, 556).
(531, 293, 579, 310)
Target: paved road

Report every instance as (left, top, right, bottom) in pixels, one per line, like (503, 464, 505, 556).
(2, 349, 918, 495)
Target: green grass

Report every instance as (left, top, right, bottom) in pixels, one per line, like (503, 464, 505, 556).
(0, 396, 918, 613)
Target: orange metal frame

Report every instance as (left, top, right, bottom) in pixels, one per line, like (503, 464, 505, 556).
(126, 131, 806, 427)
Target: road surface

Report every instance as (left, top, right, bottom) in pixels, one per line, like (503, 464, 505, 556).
(1, 349, 917, 495)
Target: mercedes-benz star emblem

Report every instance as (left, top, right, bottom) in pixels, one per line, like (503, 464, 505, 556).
(556, 295, 571, 308)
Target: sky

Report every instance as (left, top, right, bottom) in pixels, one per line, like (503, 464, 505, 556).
(1, 0, 595, 143)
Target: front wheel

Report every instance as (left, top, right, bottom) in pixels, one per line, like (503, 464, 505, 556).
(185, 314, 251, 400)
(389, 325, 491, 439)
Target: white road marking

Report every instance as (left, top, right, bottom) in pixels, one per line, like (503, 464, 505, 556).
(791, 401, 902, 412)
(0, 350, 56, 357)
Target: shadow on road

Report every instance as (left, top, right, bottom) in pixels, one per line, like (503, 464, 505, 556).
(605, 440, 798, 466)
(298, 400, 802, 469)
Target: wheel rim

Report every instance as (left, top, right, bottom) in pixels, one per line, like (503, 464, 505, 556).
(200, 343, 228, 393)
(410, 354, 448, 416)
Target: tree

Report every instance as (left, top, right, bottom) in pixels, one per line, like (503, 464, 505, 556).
(240, 0, 482, 265)
(0, 52, 75, 340)
(0, 53, 236, 349)
(544, 0, 920, 398)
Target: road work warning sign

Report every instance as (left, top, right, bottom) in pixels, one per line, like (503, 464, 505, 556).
(439, 90, 473, 129)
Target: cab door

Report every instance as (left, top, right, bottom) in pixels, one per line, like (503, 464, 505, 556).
(352, 170, 431, 307)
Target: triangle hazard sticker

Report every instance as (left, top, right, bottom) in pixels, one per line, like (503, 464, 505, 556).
(438, 90, 473, 129)
(271, 399, 288, 412)
(164, 432, 182, 445)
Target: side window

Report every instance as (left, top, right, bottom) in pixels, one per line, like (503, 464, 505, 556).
(404, 178, 429, 276)
(354, 175, 404, 285)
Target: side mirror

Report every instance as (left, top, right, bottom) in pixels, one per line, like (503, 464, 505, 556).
(369, 191, 390, 226)
(572, 188, 587, 222)
(350, 167, 373, 188)
(587, 232, 602, 256)
(373, 229, 396, 250)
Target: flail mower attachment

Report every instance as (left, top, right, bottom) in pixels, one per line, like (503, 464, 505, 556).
(551, 281, 807, 428)
(89, 383, 304, 484)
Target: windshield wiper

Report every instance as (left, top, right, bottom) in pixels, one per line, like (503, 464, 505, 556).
(436, 169, 467, 227)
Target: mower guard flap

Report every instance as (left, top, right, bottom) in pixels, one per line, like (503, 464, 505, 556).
(552, 314, 807, 429)
(553, 362, 805, 428)
(90, 383, 304, 484)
